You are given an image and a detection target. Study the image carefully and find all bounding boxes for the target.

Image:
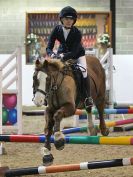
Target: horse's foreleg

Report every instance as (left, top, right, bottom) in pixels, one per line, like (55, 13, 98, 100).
(42, 108, 54, 166)
(86, 107, 97, 136)
(44, 116, 54, 151)
(53, 103, 75, 150)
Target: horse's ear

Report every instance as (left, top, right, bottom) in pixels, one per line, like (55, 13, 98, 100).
(35, 59, 40, 67)
(43, 59, 48, 67)
(35, 59, 43, 71)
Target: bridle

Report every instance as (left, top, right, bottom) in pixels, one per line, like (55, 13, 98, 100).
(32, 69, 47, 102)
(32, 68, 65, 108)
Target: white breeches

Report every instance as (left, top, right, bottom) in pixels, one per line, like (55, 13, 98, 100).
(77, 56, 87, 78)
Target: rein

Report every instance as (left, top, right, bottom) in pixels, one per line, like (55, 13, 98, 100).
(46, 70, 65, 108)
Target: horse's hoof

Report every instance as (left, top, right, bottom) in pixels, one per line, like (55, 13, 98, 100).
(54, 138, 65, 150)
(101, 128, 110, 136)
(43, 154, 54, 166)
(54, 131, 65, 150)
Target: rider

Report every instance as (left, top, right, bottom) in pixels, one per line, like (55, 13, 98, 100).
(46, 6, 93, 108)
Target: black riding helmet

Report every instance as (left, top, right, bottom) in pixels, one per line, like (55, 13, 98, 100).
(59, 6, 77, 25)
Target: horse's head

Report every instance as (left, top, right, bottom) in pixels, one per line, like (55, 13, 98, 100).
(33, 58, 65, 106)
(32, 59, 46, 106)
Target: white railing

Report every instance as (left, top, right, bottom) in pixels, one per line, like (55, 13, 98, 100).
(100, 48, 113, 110)
(0, 47, 22, 139)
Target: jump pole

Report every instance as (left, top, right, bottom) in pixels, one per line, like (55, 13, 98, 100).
(23, 110, 45, 116)
(114, 106, 133, 109)
(62, 118, 133, 134)
(114, 125, 133, 132)
(76, 108, 133, 115)
(1, 135, 133, 145)
(23, 108, 133, 116)
(1, 157, 133, 176)
(114, 102, 133, 109)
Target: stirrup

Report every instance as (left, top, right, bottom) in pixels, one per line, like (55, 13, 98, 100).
(84, 97, 93, 109)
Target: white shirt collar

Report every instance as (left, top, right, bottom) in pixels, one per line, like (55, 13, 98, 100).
(62, 27, 70, 40)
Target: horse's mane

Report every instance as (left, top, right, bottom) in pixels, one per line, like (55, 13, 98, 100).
(47, 59, 65, 70)
(36, 58, 74, 75)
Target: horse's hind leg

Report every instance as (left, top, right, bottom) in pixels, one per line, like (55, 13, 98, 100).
(53, 103, 75, 150)
(42, 107, 54, 166)
(86, 107, 97, 136)
(96, 100, 109, 136)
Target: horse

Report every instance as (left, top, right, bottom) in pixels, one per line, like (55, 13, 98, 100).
(33, 56, 109, 165)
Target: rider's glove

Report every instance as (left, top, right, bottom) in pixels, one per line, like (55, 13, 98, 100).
(59, 53, 64, 59)
(50, 53, 56, 59)
(56, 54, 62, 59)
(50, 53, 65, 61)
(59, 53, 65, 62)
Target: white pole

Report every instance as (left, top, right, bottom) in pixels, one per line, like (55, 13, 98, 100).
(105, 48, 114, 123)
(0, 67, 3, 154)
(108, 48, 114, 110)
(16, 46, 22, 134)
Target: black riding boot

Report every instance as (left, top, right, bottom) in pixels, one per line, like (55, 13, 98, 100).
(83, 75, 93, 109)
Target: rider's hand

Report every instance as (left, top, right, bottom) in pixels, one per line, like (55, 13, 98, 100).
(55, 54, 64, 60)
(50, 53, 64, 60)
(59, 53, 65, 62)
(50, 53, 56, 59)
(56, 54, 61, 59)
(59, 53, 64, 59)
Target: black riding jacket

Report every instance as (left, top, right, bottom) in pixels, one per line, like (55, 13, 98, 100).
(46, 25, 85, 60)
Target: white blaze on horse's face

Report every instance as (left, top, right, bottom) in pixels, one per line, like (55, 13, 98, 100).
(34, 71, 47, 106)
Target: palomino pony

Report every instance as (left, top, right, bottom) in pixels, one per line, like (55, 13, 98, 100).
(33, 56, 109, 165)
